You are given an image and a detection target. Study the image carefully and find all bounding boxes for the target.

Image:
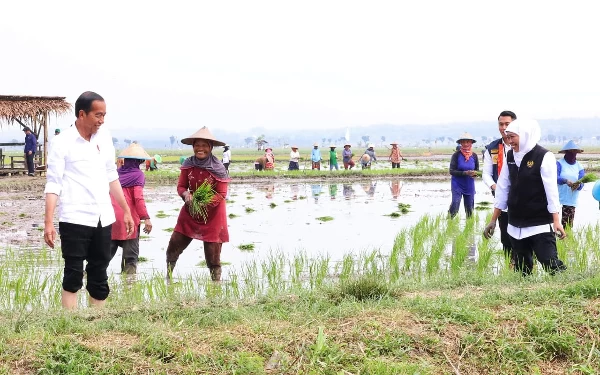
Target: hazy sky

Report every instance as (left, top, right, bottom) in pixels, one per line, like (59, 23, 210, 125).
(2, 0, 600, 134)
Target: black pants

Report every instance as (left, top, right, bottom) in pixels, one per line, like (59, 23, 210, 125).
(510, 230, 567, 276)
(391, 162, 400, 168)
(223, 162, 230, 172)
(288, 161, 299, 170)
(25, 152, 35, 174)
(59, 221, 113, 300)
(498, 211, 513, 259)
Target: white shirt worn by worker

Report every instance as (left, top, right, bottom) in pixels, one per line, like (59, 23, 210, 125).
(493, 150, 560, 239)
(482, 140, 510, 189)
(222, 150, 231, 164)
(44, 126, 118, 228)
(289, 150, 300, 163)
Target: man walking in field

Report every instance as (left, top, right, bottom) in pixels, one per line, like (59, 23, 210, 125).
(483, 111, 516, 261)
(44, 91, 134, 309)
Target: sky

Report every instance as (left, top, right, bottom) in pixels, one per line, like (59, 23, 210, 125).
(2, 0, 600, 136)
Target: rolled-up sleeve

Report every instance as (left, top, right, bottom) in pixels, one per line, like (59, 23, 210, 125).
(44, 138, 65, 195)
(541, 152, 560, 213)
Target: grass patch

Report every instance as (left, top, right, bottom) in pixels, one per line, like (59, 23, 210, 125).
(238, 244, 255, 252)
(246, 196, 254, 200)
(316, 216, 334, 222)
(226, 199, 235, 204)
(138, 256, 149, 263)
(269, 202, 277, 208)
(155, 211, 169, 219)
(284, 200, 292, 203)
(163, 228, 174, 233)
(245, 207, 256, 213)
(197, 260, 232, 267)
(385, 212, 402, 218)
(228, 213, 239, 219)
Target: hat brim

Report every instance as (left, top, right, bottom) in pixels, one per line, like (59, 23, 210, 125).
(181, 137, 226, 146)
(119, 155, 152, 160)
(559, 149, 583, 154)
(456, 139, 477, 144)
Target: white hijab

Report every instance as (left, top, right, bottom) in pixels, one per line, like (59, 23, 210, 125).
(504, 119, 541, 167)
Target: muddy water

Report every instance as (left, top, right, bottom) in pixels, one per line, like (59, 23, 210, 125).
(122, 179, 600, 279)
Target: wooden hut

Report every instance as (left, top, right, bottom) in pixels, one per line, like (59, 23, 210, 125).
(0, 95, 71, 173)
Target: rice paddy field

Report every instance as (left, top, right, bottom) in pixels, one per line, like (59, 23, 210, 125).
(1, 155, 600, 374)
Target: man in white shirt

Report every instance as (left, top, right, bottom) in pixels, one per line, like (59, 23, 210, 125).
(484, 119, 566, 275)
(482, 111, 516, 260)
(44, 91, 134, 309)
(222, 144, 231, 173)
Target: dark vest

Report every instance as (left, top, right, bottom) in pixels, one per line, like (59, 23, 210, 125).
(485, 138, 503, 183)
(506, 144, 553, 227)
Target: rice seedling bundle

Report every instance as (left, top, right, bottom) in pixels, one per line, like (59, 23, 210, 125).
(189, 181, 216, 223)
(576, 173, 598, 184)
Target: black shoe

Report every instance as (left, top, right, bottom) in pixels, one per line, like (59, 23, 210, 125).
(28, 173, 34, 177)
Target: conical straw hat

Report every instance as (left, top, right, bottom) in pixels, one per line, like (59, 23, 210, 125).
(390, 141, 398, 145)
(118, 143, 151, 160)
(181, 126, 226, 146)
(559, 140, 583, 153)
(456, 132, 477, 144)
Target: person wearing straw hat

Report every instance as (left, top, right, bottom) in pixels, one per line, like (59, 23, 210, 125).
(448, 132, 479, 218)
(222, 144, 232, 173)
(288, 145, 300, 170)
(166, 127, 230, 282)
(44, 91, 134, 309)
(484, 119, 567, 276)
(329, 144, 339, 171)
(556, 140, 585, 228)
(388, 141, 404, 169)
(483, 110, 517, 260)
(342, 143, 355, 170)
(109, 143, 153, 274)
(311, 143, 321, 170)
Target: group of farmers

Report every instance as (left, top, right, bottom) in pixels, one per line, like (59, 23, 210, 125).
(42, 92, 598, 310)
(449, 110, 594, 277)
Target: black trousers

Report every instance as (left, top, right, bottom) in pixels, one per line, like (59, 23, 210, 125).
(25, 152, 35, 174)
(498, 211, 513, 258)
(59, 221, 113, 300)
(510, 230, 567, 276)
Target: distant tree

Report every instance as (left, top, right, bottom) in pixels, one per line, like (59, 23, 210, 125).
(361, 135, 370, 145)
(547, 134, 556, 143)
(255, 134, 268, 150)
(481, 135, 488, 142)
(380, 135, 386, 145)
(112, 137, 118, 146)
(436, 136, 445, 144)
(244, 137, 254, 147)
(169, 135, 176, 148)
(322, 137, 326, 145)
(446, 137, 454, 143)
(124, 139, 132, 146)
(327, 138, 332, 145)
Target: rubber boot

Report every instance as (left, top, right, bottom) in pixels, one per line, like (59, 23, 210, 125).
(209, 266, 222, 282)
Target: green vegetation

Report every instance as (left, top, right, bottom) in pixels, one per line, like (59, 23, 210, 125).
(138, 256, 149, 263)
(155, 210, 169, 219)
(238, 243, 255, 251)
(245, 207, 255, 213)
(385, 212, 402, 218)
(269, 202, 277, 208)
(1, 214, 600, 373)
(189, 181, 215, 223)
(228, 213, 238, 219)
(316, 216, 334, 222)
(163, 227, 174, 233)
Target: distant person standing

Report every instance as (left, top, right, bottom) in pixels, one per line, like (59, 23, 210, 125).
(483, 110, 516, 259)
(342, 143, 355, 170)
(329, 145, 339, 171)
(222, 144, 231, 173)
(54, 128, 61, 136)
(556, 140, 585, 228)
(23, 126, 37, 176)
(288, 145, 300, 170)
(388, 141, 404, 168)
(311, 143, 321, 170)
(44, 91, 134, 309)
(448, 132, 479, 218)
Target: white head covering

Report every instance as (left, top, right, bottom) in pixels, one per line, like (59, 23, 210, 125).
(505, 119, 541, 167)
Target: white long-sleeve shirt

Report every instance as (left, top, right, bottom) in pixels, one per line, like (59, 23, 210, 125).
(482, 140, 510, 189)
(222, 150, 231, 163)
(44, 126, 118, 227)
(289, 150, 300, 162)
(494, 150, 560, 239)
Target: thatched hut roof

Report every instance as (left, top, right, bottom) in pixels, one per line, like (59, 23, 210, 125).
(0, 95, 72, 126)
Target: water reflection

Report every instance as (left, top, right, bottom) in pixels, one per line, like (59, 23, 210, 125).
(343, 184, 354, 200)
(290, 183, 299, 200)
(329, 184, 338, 200)
(390, 179, 402, 200)
(362, 180, 377, 198)
(311, 184, 322, 202)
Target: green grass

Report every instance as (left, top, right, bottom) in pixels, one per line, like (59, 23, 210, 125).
(245, 207, 255, 213)
(196, 260, 232, 267)
(238, 244, 255, 252)
(315, 216, 334, 222)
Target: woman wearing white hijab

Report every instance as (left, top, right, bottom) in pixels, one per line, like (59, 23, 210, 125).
(484, 119, 566, 275)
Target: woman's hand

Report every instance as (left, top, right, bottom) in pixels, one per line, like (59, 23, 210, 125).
(465, 170, 477, 177)
(183, 191, 192, 205)
(143, 219, 153, 234)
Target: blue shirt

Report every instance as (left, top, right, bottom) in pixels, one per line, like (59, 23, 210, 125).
(557, 158, 584, 207)
(449, 151, 478, 195)
(311, 148, 321, 162)
(24, 132, 37, 153)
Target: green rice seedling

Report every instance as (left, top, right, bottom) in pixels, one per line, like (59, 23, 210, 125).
(245, 207, 255, 213)
(228, 213, 238, 219)
(163, 228, 174, 233)
(189, 180, 216, 223)
(298, 195, 307, 200)
(155, 211, 169, 218)
(18, 213, 26, 218)
(315, 216, 334, 222)
(238, 243, 255, 251)
(226, 199, 235, 204)
(339, 254, 355, 282)
(139, 235, 151, 240)
(197, 260, 231, 267)
(269, 202, 277, 208)
(338, 275, 390, 301)
(476, 201, 492, 206)
(284, 200, 292, 203)
(246, 196, 254, 200)
(385, 212, 401, 218)
(576, 173, 598, 184)
(398, 203, 412, 210)
(138, 256, 149, 263)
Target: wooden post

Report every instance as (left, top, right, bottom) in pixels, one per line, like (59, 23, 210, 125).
(43, 111, 48, 169)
